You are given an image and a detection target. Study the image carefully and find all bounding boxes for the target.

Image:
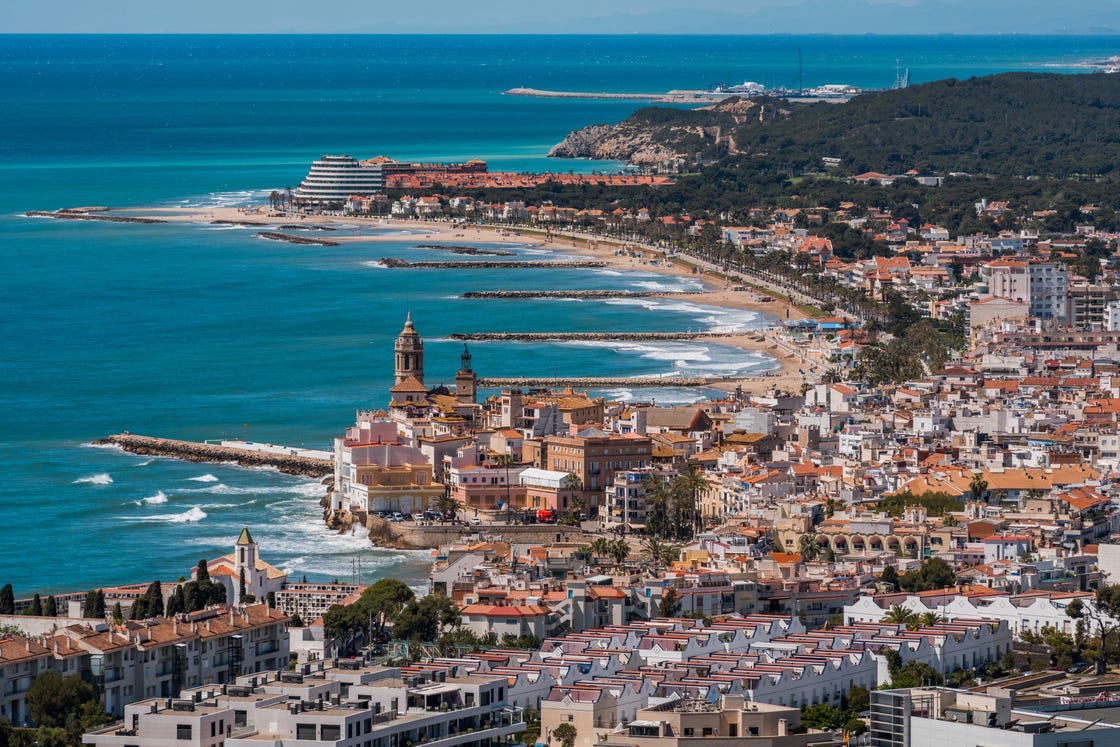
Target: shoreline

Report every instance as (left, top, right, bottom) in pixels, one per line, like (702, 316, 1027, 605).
(91, 206, 821, 397)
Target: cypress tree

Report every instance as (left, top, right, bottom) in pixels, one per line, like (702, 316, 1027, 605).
(0, 584, 15, 614)
(145, 581, 164, 617)
(196, 559, 209, 581)
(83, 589, 98, 618)
(27, 594, 42, 616)
(111, 602, 124, 623)
(44, 595, 57, 617)
(238, 569, 247, 602)
(130, 598, 147, 620)
(93, 590, 106, 618)
(165, 586, 183, 617)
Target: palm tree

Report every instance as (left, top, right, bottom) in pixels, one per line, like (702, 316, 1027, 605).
(642, 537, 680, 568)
(798, 533, 820, 561)
(643, 477, 674, 539)
(673, 465, 709, 537)
(436, 493, 462, 522)
(917, 612, 944, 628)
(969, 472, 988, 502)
(883, 605, 918, 628)
(607, 538, 630, 566)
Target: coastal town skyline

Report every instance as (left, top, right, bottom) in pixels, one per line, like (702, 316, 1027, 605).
(7, 0, 1119, 35)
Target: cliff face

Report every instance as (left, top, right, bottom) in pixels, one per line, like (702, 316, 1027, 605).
(547, 97, 783, 166)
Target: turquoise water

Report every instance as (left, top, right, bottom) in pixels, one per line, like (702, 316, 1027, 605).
(1, 34, 1117, 597)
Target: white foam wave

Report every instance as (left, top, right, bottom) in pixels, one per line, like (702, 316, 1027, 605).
(136, 459, 154, 467)
(361, 260, 389, 269)
(80, 441, 124, 452)
(130, 506, 207, 524)
(188, 474, 220, 483)
(595, 270, 624, 276)
(74, 473, 113, 485)
(142, 490, 168, 505)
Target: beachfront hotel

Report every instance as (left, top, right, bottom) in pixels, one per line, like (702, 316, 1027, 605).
(293, 155, 384, 204)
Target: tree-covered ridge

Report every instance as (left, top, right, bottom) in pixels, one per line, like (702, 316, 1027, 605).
(555, 73, 1120, 178)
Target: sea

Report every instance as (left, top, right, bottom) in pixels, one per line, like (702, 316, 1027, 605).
(1, 34, 1117, 599)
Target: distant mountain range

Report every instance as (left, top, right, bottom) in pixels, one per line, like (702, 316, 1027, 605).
(551, 72, 1120, 179)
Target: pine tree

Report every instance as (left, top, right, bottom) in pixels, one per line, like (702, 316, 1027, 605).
(44, 595, 57, 617)
(0, 584, 15, 614)
(93, 590, 106, 618)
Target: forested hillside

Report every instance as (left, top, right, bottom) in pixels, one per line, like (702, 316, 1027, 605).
(551, 72, 1120, 179)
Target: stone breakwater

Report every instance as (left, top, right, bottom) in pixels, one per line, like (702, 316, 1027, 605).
(415, 244, 515, 256)
(25, 210, 167, 224)
(256, 232, 341, 247)
(479, 376, 717, 387)
(451, 331, 743, 341)
(379, 258, 608, 269)
(460, 290, 703, 299)
(95, 434, 333, 478)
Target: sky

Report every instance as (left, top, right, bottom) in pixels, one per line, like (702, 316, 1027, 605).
(5, 0, 1120, 34)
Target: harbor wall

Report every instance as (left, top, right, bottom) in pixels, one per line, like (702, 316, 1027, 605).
(96, 434, 333, 478)
(366, 516, 585, 549)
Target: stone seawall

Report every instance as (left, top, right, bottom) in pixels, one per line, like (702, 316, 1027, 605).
(459, 290, 703, 299)
(416, 245, 514, 256)
(96, 434, 333, 478)
(379, 258, 607, 269)
(451, 331, 742, 341)
(366, 516, 585, 549)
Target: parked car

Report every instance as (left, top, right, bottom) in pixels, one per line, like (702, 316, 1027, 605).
(390, 512, 404, 522)
(469, 517, 482, 525)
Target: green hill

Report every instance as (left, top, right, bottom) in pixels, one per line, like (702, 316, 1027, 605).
(552, 72, 1120, 179)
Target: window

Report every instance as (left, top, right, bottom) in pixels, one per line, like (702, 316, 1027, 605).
(296, 724, 316, 741)
(322, 725, 341, 741)
(176, 725, 192, 740)
(683, 728, 694, 736)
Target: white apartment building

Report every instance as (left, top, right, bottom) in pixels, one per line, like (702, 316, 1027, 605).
(984, 260, 1068, 321)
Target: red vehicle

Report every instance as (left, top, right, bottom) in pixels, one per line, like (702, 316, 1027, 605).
(536, 509, 556, 524)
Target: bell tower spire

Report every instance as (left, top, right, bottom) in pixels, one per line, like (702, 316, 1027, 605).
(455, 343, 477, 404)
(394, 313, 424, 385)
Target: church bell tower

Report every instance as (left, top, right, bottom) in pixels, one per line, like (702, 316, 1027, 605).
(455, 343, 477, 404)
(394, 313, 424, 385)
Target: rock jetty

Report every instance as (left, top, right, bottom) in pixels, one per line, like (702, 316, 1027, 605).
(415, 244, 515, 256)
(460, 290, 703, 299)
(96, 434, 332, 478)
(256, 231, 341, 247)
(451, 331, 739, 341)
(25, 210, 167, 224)
(279, 224, 336, 231)
(379, 258, 607, 269)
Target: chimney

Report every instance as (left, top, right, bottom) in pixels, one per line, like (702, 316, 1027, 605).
(777, 719, 787, 737)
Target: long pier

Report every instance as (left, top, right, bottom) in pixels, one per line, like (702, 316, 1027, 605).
(450, 331, 749, 341)
(379, 258, 608, 269)
(478, 376, 721, 388)
(460, 290, 704, 299)
(95, 434, 333, 478)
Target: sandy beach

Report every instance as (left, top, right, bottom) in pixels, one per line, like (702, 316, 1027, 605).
(113, 205, 820, 398)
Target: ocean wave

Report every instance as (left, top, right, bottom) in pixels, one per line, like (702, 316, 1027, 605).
(595, 269, 624, 277)
(129, 506, 207, 524)
(141, 490, 168, 505)
(136, 459, 153, 467)
(74, 473, 113, 485)
(361, 260, 389, 269)
(80, 441, 124, 452)
(188, 474, 220, 482)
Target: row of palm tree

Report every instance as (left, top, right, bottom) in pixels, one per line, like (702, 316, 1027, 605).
(882, 604, 945, 629)
(644, 465, 711, 540)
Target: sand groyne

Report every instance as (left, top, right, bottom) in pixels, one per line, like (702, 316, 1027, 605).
(460, 290, 703, 299)
(257, 231, 341, 247)
(379, 258, 607, 269)
(451, 331, 743, 341)
(96, 434, 333, 478)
